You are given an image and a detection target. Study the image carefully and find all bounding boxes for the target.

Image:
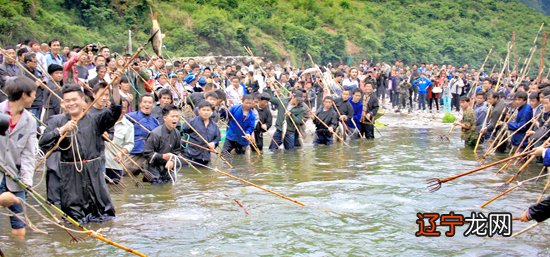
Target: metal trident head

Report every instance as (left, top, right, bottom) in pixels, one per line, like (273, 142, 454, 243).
(426, 178, 443, 192)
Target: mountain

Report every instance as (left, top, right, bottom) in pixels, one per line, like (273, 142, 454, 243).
(0, 0, 549, 67)
(519, 0, 550, 16)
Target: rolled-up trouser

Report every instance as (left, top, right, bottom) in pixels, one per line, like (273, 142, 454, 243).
(1, 178, 26, 229)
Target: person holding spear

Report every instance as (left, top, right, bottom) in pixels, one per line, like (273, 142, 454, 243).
(181, 101, 220, 166)
(267, 88, 306, 150)
(500, 91, 533, 150)
(453, 96, 478, 147)
(253, 93, 273, 153)
(125, 93, 160, 175)
(516, 145, 550, 237)
(480, 90, 507, 139)
(0, 76, 38, 236)
(143, 104, 184, 184)
(105, 98, 134, 184)
(313, 96, 339, 145)
(222, 94, 256, 155)
(348, 88, 365, 140)
(359, 82, 380, 139)
(38, 83, 121, 223)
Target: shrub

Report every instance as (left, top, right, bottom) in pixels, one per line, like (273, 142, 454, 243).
(442, 112, 457, 123)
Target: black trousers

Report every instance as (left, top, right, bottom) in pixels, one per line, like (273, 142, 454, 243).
(254, 129, 264, 153)
(429, 98, 439, 111)
(313, 131, 334, 145)
(360, 122, 375, 139)
(451, 93, 460, 112)
(106, 168, 122, 184)
(222, 139, 247, 154)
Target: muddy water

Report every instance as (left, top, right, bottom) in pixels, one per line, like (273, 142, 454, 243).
(1, 113, 549, 256)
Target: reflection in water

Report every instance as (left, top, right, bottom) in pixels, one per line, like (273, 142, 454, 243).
(1, 121, 549, 256)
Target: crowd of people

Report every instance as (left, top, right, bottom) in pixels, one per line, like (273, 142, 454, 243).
(0, 39, 549, 238)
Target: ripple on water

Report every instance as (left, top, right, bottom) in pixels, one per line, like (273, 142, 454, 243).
(2, 118, 550, 256)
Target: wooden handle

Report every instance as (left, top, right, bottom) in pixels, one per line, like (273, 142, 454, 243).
(440, 151, 533, 183)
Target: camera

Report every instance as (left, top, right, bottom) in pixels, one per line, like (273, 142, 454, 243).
(91, 44, 99, 53)
(0, 113, 10, 136)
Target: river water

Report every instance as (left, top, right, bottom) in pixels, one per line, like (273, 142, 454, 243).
(1, 113, 549, 256)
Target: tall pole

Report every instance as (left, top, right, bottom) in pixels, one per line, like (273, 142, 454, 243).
(128, 30, 133, 54)
(537, 33, 547, 84)
(512, 31, 517, 74)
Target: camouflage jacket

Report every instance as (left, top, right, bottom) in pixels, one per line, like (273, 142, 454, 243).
(461, 107, 478, 144)
(399, 80, 412, 96)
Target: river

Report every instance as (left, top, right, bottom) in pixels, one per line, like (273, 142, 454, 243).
(1, 113, 549, 256)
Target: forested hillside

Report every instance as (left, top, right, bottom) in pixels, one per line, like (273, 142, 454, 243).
(0, 0, 549, 67)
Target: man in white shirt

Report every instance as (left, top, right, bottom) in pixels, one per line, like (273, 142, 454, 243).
(225, 76, 244, 107)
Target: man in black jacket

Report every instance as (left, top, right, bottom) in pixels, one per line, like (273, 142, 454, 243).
(314, 96, 339, 145)
(39, 84, 121, 223)
(143, 104, 183, 184)
(0, 46, 19, 102)
(360, 82, 379, 139)
(334, 88, 353, 139)
(253, 93, 272, 153)
(42, 64, 64, 121)
(18, 53, 44, 119)
(334, 88, 354, 122)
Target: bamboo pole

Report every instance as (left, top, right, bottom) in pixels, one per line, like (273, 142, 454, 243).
(536, 33, 548, 85)
(224, 105, 262, 155)
(474, 45, 511, 154)
(0, 164, 147, 257)
(511, 222, 540, 238)
(310, 111, 349, 145)
(485, 111, 538, 157)
(537, 171, 550, 203)
(243, 46, 304, 140)
(427, 150, 533, 192)
(467, 48, 493, 98)
(480, 170, 550, 208)
(176, 156, 306, 206)
(512, 31, 517, 74)
(0, 48, 63, 101)
(35, 31, 158, 170)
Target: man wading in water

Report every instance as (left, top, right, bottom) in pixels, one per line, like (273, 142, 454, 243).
(125, 93, 160, 175)
(454, 96, 478, 147)
(39, 84, 121, 223)
(360, 82, 379, 139)
(313, 96, 339, 145)
(223, 94, 256, 154)
(143, 104, 183, 184)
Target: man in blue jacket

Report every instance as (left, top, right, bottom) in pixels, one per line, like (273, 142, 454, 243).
(347, 89, 363, 139)
(223, 94, 256, 155)
(504, 91, 532, 149)
(125, 93, 160, 174)
(413, 73, 431, 112)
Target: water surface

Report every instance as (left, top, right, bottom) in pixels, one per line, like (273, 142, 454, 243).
(1, 114, 549, 256)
